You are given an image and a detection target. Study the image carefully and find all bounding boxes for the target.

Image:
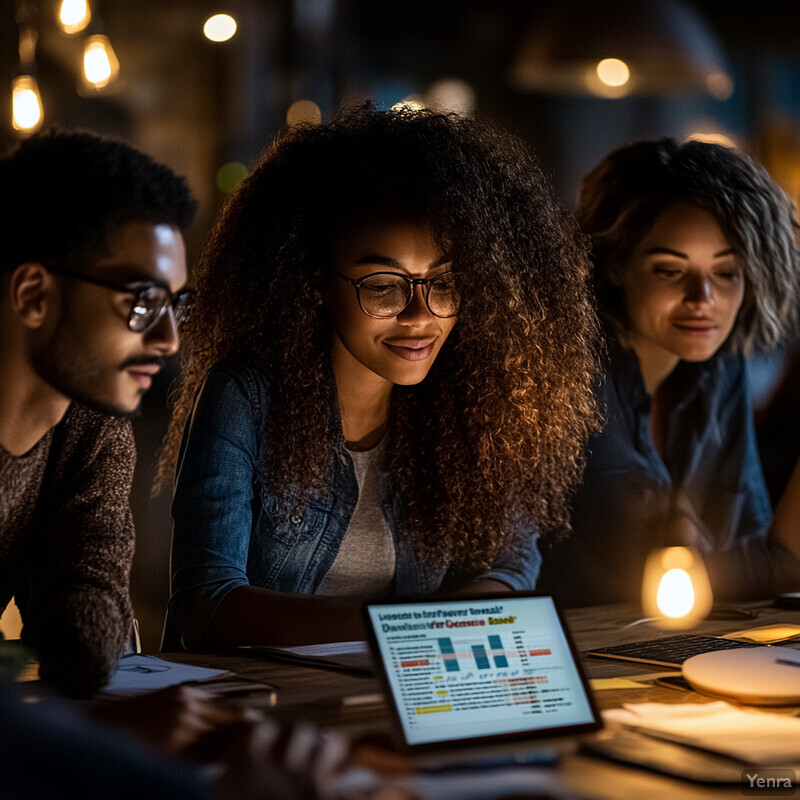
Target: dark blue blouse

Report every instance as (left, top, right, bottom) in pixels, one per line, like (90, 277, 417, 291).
(537, 342, 799, 606)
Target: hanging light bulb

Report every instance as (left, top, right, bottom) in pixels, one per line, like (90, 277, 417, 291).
(12, 74, 44, 133)
(203, 14, 237, 42)
(57, 0, 91, 35)
(641, 546, 713, 629)
(83, 34, 119, 89)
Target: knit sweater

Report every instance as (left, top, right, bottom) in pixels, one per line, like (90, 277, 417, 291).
(0, 403, 135, 696)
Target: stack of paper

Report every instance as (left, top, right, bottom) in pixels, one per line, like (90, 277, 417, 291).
(604, 701, 800, 765)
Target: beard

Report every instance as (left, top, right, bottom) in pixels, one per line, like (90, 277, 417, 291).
(30, 318, 143, 419)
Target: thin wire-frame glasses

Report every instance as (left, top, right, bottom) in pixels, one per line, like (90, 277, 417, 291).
(331, 268, 460, 319)
(46, 265, 195, 333)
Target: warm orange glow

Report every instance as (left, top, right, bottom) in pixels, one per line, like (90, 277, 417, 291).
(58, 0, 91, 35)
(12, 75, 43, 133)
(83, 35, 119, 89)
(642, 547, 713, 629)
(686, 131, 737, 148)
(596, 58, 630, 87)
(391, 99, 425, 112)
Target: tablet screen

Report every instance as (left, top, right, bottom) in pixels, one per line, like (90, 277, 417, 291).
(364, 593, 600, 750)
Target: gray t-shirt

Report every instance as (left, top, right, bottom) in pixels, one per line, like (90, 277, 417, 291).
(317, 440, 396, 595)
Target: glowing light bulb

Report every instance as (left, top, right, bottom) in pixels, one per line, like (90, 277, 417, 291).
(596, 58, 630, 88)
(83, 35, 119, 89)
(656, 569, 695, 618)
(204, 14, 237, 42)
(12, 75, 44, 133)
(642, 546, 713, 629)
(58, 0, 91, 35)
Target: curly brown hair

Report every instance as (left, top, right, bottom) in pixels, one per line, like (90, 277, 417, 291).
(578, 138, 800, 355)
(158, 105, 601, 581)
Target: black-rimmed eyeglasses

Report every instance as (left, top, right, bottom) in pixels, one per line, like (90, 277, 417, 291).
(46, 265, 195, 334)
(331, 268, 460, 319)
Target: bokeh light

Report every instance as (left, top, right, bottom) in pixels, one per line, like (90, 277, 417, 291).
(286, 99, 322, 127)
(596, 58, 630, 87)
(706, 70, 734, 100)
(204, 14, 237, 43)
(425, 79, 476, 116)
(12, 75, 43, 132)
(58, 0, 91, 34)
(216, 161, 249, 194)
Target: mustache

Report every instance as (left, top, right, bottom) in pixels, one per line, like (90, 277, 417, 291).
(119, 354, 166, 371)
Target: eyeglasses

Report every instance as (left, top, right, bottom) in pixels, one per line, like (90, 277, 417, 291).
(46, 266, 195, 334)
(331, 269, 460, 319)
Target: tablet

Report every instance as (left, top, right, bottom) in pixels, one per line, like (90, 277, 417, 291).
(363, 593, 601, 754)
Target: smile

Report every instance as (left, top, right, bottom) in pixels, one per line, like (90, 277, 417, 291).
(672, 321, 719, 336)
(126, 365, 161, 390)
(383, 338, 436, 361)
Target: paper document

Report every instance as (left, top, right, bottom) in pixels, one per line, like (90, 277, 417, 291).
(102, 654, 230, 695)
(604, 701, 800, 765)
(243, 640, 373, 673)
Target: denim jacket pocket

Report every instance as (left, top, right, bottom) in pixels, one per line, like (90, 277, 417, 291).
(255, 487, 322, 545)
(251, 487, 333, 590)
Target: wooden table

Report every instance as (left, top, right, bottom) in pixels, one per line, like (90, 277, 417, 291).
(165, 600, 800, 799)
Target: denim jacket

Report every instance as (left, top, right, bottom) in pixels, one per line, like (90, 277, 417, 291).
(166, 361, 541, 649)
(537, 343, 799, 606)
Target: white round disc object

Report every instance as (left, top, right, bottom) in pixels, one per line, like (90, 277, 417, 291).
(682, 646, 800, 706)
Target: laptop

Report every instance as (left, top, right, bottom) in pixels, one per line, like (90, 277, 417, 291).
(363, 592, 602, 768)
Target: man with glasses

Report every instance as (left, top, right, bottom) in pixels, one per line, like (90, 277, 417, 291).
(0, 129, 196, 696)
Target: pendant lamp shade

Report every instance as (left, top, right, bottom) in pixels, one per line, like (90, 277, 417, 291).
(509, 0, 733, 98)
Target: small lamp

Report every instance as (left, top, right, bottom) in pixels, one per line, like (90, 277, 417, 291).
(641, 546, 713, 629)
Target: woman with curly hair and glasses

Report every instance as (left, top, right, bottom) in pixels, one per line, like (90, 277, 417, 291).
(537, 138, 800, 607)
(158, 106, 601, 649)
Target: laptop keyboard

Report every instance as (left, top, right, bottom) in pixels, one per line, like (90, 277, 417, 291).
(585, 634, 763, 667)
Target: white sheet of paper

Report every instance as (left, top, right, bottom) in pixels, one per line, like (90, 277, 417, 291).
(604, 701, 800, 764)
(102, 654, 229, 695)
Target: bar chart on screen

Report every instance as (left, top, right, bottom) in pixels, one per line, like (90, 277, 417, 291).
(366, 596, 598, 745)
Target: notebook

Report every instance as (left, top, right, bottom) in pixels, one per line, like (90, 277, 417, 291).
(363, 592, 601, 763)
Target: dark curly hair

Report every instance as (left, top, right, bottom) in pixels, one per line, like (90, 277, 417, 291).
(578, 138, 800, 355)
(0, 128, 196, 275)
(158, 105, 601, 580)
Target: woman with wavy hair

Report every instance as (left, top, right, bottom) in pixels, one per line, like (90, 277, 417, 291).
(537, 138, 800, 606)
(159, 106, 600, 649)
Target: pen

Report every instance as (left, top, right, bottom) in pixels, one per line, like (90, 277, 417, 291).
(776, 658, 800, 668)
(341, 692, 384, 707)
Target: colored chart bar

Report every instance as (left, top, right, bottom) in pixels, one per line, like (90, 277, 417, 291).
(472, 644, 491, 670)
(438, 637, 460, 672)
(489, 634, 509, 668)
